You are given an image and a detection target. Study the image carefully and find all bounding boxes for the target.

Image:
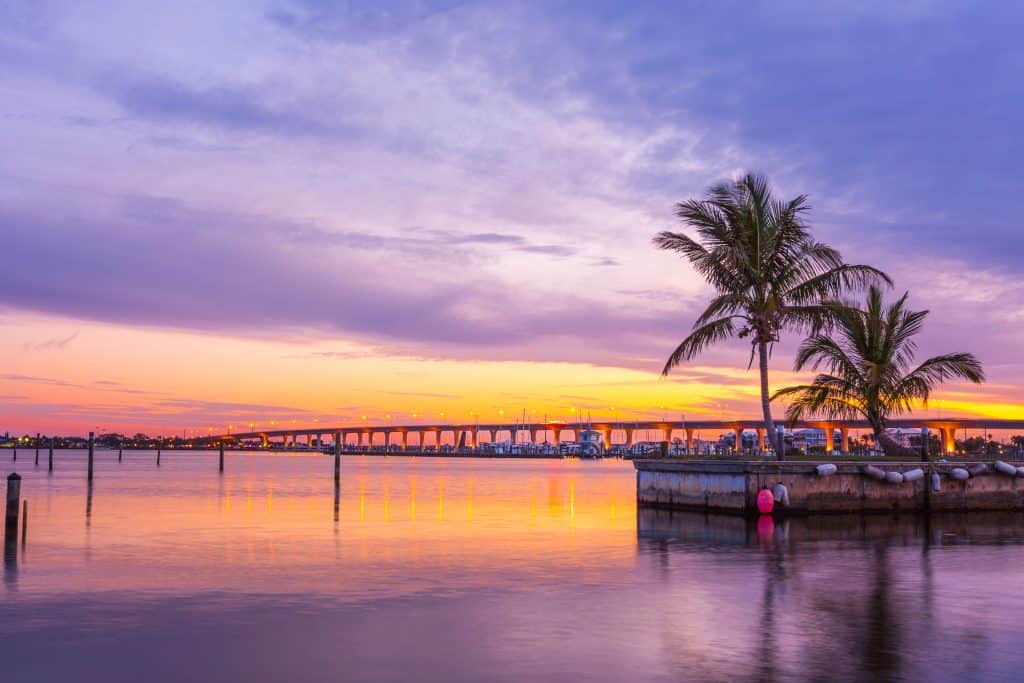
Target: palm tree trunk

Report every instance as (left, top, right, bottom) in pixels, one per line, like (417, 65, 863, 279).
(757, 340, 780, 459)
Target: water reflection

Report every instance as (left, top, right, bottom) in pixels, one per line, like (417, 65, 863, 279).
(85, 480, 93, 527)
(333, 480, 340, 528)
(638, 509, 1024, 682)
(3, 514, 15, 587)
(1, 454, 1023, 682)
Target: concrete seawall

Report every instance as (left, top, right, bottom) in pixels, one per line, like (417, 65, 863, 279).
(634, 460, 1024, 515)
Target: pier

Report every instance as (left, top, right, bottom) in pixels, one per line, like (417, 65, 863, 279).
(634, 458, 1024, 515)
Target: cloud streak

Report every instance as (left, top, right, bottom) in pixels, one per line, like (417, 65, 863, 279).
(25, 331, 79, 351)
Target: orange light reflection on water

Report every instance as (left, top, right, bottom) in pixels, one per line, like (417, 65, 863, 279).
(10, 453, 638, 600)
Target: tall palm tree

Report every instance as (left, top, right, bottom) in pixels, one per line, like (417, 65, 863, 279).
(654, 174, 890, 457)
(771, 286, 984, 455)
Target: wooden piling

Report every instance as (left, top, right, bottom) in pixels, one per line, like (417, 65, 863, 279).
(12, 447, 15, 462)
(219, 443, 224, 473)
(118, 448, 122, 463)
(20, 500, 26, 547)
(48, 438, 54, 472)
(334, 431, 341, 483)
(35, 433, 40, 466)
(87, 431, 94, 482)
(157, 448, 161, 467)
(5, 474, 20, 541)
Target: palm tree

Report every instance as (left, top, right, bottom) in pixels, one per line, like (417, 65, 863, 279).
(654, 174, 890, 458)
(771, 286, 984, 455)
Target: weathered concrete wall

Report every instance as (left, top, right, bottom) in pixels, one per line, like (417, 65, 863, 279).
(635, 460, 1024, 515)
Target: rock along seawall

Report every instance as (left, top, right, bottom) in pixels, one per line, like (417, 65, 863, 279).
(634, 460, 1024, 516)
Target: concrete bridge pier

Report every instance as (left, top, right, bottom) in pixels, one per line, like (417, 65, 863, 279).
(840, 427, 850, 454)
(625, 429, 634, 448)
(941, 427, 956, 454)
(732, 427, 742, 453)
(757, 428, 766, 453)
(685, 428, 695, 454)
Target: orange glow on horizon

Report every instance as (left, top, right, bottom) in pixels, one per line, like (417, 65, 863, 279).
(0, 311, 1020, 435)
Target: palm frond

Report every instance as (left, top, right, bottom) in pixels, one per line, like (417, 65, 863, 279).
(785, 264, 891, 305)
(772, 288, 985, 426)
(661, 317, 736, 376)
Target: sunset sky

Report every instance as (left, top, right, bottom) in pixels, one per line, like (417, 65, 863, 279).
(2, 1, 1023, 435)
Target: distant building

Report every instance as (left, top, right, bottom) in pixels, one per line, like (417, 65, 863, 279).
(576, 428, 604, 454)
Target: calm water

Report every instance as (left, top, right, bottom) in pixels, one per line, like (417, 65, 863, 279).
(2, 451, 1023, 682)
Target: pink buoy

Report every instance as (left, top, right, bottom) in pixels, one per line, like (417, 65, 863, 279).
(757, 488, 775, 514)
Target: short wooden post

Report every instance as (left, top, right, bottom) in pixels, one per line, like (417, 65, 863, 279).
(35, 433, 40, 466)
(48, 438, 54, 472)
(157, 448, 161, 467)
(87, 431, 94, 482)
(5, 474, 20, 541)
(219, 443, 224, 473)
(118, 447, 122, 463)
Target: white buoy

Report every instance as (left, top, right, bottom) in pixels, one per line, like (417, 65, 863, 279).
(816, 463, 837, 476)
(772, 483, 789, 506)
(994, 461, 1016, 476)
(950, 468, 969, 481)
(863, 465, 886, 481)
(930, 472, 941, 492)
(968, 463, 989, 477)
(902, 468, 924, 482)
(884, 471, 904, 484)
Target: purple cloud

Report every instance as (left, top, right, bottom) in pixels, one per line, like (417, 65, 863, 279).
(0, 0, 1022, 390)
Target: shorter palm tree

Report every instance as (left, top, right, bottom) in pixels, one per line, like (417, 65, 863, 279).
(771, 286, 984, 456)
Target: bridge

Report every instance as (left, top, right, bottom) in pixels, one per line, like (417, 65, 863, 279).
(196, 417, 1024, 454)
